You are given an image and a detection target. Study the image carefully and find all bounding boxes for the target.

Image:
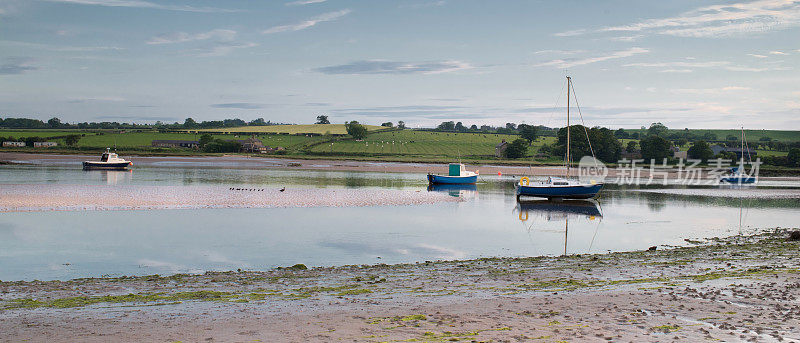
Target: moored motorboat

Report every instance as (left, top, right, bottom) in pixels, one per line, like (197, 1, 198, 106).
(427, 163, 478, 184)
(83, 148, 132, 170)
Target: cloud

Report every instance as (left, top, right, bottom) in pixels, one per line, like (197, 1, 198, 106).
(315, 60, 473, 75)
(68, 96, 126, 103)
(769, 50, 789, 55)
(623, 60, 790, 72)
(0, 57, 37, 75)
(659, 69, 693, 73)
(147, 29, 237, 45)
(599, 0, 800, 38)
(286, 0, 326, 5)
(194, 41, 258, 57)
(670, 86, 752, 95)
(42, 0, 239, 13)
(210, 103, 266, 109)
(747, 53, 768, 58)
(553, 29, 587, 37)
(0, 40, 124, 52)
(607, 35, 643, 42)
(262, 9, 351, 34)
(534, 47, 649, 68)
(533, 49, 586, 55)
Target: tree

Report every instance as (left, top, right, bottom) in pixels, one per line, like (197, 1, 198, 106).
(503, 139, 529, 159)
(183, 117, 198, 128)
(198, 133, 213, 147)
(552, 125, 621, 163)
(345, 121, 368, 140)
(647, 122, 668, 137)
(455, 122, 465, 131)
(518, 124, 538, 145)
(626, 140, 638, 152)
(639, 135, 672, 161)
(788, 148, 800, 167)
(676, 138, 688, 147)
(397, 121, 406, 129)
(249, 118, 267, 126)
(381, 122, 393, 127)
(687, 140, 713, 162)
(47, 117, 62, 128)
(505, 123, 517, 131)
(469, 124, 478, 130)
(437, 121, 455, 131)
(64, 135, 81, 146)
(614, 128, 629, 139)
(316, 115, 330, 124)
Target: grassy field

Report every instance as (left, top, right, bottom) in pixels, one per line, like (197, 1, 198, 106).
(622, 128, 800, 142)
(192, 124, 384, 135)
(307, 130, 556, 158)
(0, 130, 321, 150)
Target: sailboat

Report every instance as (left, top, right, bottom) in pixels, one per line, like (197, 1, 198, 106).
(719, 127, 756, 184)
(516, 76, 604, 200)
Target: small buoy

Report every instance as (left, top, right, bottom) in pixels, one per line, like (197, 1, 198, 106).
(498, 171, 502, 176)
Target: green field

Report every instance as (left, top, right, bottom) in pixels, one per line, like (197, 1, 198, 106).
(193, 124, 384, 135)
(0, 130, 321, 150)
(307, 130, 556, 158)
(622, 128, 800, 142)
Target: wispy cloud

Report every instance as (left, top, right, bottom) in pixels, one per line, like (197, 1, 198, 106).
(670, 86, 752, 95)
(623, 59, 790, 72)
(194, 41, 258, 57)
(769, 50, 789, 55)
(146, 29, 236, 45)
(315, 60, 472, 75)
(68, 96, 126, 103)
(553, 29, 586, 37)
(747, 53, 768, 58)
(42, 0, 239, 13)
(0, 40, 124, 52)
(210, 103, 267, 109)
(262, 9, 351, 34)
(0, 57, 37, 75)
(286, 0, 326, 5)
(600, 0, 800, 38)
(534, 47, 649, 68)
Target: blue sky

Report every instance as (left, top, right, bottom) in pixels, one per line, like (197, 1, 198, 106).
(0, 0, 798, 129)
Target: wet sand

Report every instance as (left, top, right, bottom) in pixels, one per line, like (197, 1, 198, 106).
(2, 229, 798, 342)
(0, 185, 459, 212)
(0, 152, 722, 179)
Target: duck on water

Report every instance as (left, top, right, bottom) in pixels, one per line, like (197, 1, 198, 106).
(83, 148, 132, 170)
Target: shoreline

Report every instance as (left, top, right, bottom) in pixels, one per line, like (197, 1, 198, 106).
(2, 228, 798, 342)
(4, 152, 798, 180)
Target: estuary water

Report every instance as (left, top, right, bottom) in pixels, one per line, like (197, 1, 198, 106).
(1, 164, 799, 281)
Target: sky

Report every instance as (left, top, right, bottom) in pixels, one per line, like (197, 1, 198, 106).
(0, 0, 798, 129)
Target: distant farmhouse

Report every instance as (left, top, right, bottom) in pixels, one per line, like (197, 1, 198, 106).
(2, 141, 25, 147)
(236, 138, 267, 153)
(495, 140, 508, 157)
(151, 140, 199, 149)
(33, 142, 57, 148)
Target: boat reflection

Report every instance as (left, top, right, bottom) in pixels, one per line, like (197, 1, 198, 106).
(85, 169, 133, 185)
(515, 199, 602, 256)
(427, 183, 478, 198)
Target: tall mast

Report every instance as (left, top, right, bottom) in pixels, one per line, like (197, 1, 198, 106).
(566, 76, 571, 178)
(741, 126, 744, 163)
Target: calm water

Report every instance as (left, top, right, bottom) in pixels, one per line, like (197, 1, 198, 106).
(1, 164, 799, 281)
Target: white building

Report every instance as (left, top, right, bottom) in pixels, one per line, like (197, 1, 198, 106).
(33, 141, 57, 148)
(2, 141, 25, 147)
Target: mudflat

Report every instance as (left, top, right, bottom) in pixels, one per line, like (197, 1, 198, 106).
(1, 229, 798, 342)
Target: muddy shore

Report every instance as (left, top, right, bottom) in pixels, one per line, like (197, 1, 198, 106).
(2, 229, 798, 342)
(0, 152, 719, 180)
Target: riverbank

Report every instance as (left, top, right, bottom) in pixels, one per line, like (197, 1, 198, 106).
(2, 229, 798, 342)
(5, 152, 798, 180)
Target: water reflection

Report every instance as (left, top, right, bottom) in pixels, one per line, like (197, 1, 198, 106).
(84, 169, 133, 185)
(427, 183, 478, 198)
(515, 200, 603, 256)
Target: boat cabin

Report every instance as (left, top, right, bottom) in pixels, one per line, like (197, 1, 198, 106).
(100, 152, 117, 162)
(449, 163, 467, 176)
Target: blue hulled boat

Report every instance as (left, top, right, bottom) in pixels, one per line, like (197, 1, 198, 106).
(720, 167, 756, 184)
(517, 177, 603, 200)
(516, 76, 603, 200)
(427, 163, 478, 184)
